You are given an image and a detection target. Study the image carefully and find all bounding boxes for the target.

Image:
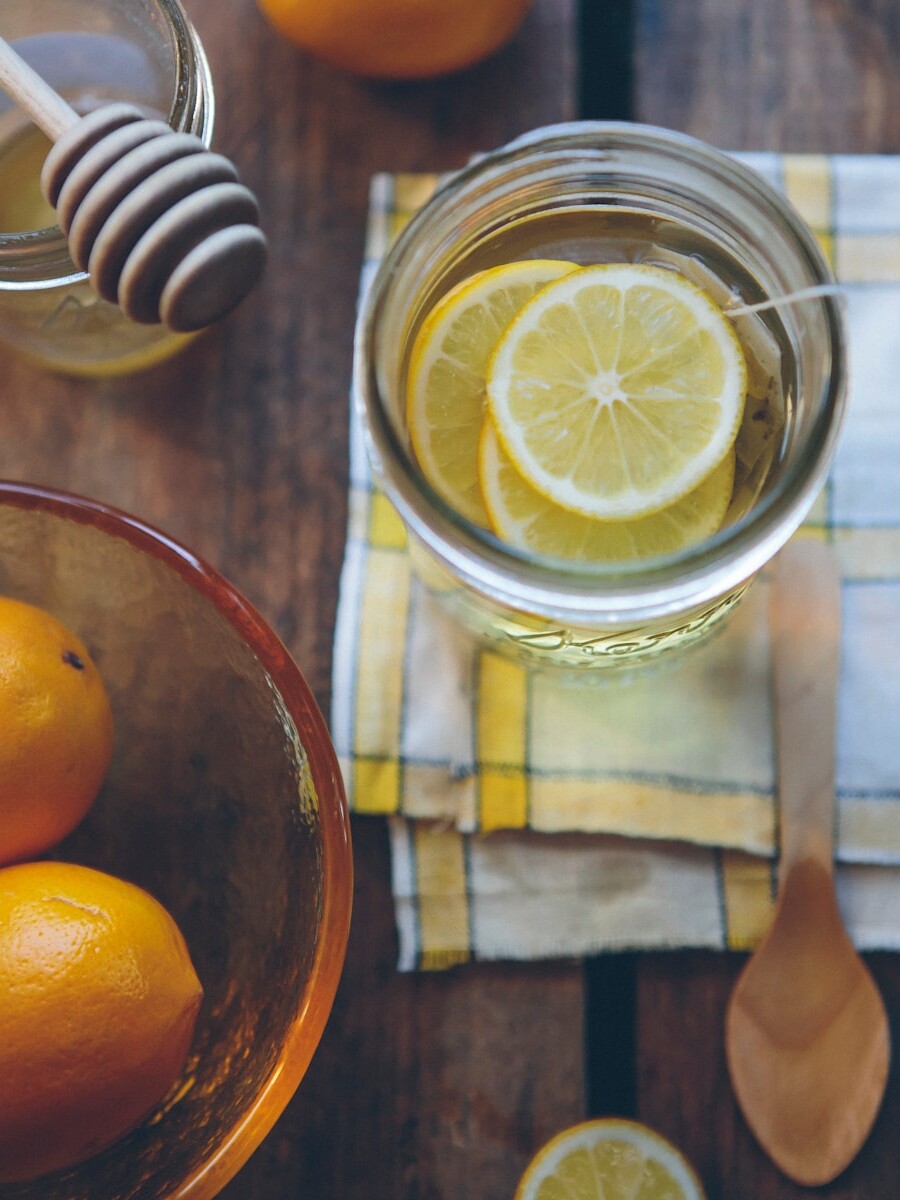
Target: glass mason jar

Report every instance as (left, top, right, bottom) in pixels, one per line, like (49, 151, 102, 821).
(0, 0, 215, 376)
(354, 121, 847, 673)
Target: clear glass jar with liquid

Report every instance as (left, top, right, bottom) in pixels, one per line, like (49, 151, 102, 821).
(354, 122, 847, 673)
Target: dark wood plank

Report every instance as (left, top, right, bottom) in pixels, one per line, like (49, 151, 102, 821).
(579, 0, 634, 120)
(636, 953, 900, 1200)
(246, 816, 585, 1200)
(0, 0, 580, 712)
(633, 0, 900, 153)
(626, 2, 900, 1196)
(0, 3, 584, 1198)
(6, 1, 898, 1197)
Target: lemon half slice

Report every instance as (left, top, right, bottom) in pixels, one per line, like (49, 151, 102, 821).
(514, 1118, 706, 1200)
(479, 419, 734, 562)
(407, 259, 578, 526)
(487, 263, 747, 521)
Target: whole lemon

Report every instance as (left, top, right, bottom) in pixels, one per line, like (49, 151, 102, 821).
(0, 596, 114, 865)
(255, 0, 533, 79)
(0, 861, 203, 1183)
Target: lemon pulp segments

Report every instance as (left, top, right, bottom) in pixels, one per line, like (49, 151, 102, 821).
(406, 259, 578, 525)
(487, 263, 748, 521)
(514, 1118, 705, 1200)
(479, 419, 735, 562)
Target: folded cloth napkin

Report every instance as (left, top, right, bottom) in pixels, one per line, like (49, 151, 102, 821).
(332, 155, 900, 970)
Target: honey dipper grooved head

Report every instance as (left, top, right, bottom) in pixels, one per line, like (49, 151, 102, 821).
(40, 103, 267, 332)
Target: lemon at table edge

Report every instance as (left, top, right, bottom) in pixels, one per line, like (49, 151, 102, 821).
(514, 1116, 706, 1200)
(486, 262, 748, 522)
(406, 258, 579, 526)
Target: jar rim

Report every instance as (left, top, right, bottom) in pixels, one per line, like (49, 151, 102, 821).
(355, 120, 848, 623)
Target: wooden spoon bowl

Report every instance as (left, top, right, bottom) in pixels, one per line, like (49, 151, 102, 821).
(725, 539, 890, 1187)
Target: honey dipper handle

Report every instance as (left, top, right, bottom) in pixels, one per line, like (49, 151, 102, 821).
(0, 35, 79, 142)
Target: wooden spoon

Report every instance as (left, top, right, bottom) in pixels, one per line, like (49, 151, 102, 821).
(0, 35, 266, 332)
(725, 538, 890, 1186)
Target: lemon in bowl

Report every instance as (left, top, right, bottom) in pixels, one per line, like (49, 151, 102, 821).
(0, 481, 352, 1200)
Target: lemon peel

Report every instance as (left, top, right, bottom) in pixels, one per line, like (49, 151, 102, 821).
(407, 259, 578, 525)
(514, 1117, 706, 1200)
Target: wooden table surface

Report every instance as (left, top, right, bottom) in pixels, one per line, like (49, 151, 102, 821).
(2, 2, 900, 1197)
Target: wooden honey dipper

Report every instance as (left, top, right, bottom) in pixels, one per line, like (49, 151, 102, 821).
(0, 35, 266, 333)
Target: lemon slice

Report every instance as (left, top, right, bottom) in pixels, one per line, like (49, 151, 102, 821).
(407, 259, 578, 526)
(479, 419, 735, 562)
(514, 1118, 706, 1200)
(487, 263, 748, 521)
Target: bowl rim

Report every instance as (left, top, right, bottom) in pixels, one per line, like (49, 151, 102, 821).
(0, 479, 354, 1200)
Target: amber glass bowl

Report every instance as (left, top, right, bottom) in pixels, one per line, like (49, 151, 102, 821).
(0, 482, 353, 1200)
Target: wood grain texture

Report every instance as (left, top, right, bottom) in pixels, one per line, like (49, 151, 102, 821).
(0, 0, 578, 712)
(219, 818, 585, 1200)
(636, 953, 900, 1200)
(3, 1, 900, 1197)
(0, 3, 583, 1198)
(633, 0, 900, 152)
(627, 5, 900, 1196)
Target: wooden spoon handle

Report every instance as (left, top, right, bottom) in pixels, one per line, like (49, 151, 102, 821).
(0, 36, 78, 141)
(770, 538, 842, 875)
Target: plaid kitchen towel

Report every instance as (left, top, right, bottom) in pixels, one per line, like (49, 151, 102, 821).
(332, 155, 900, 969)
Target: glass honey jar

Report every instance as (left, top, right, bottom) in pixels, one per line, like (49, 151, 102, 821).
(0, 0, 215, 375)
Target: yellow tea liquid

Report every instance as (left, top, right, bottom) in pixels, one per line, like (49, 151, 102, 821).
(0, 125, 55, 233)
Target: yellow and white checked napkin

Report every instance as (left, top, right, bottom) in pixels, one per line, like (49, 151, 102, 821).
(333, 154, 900, 970)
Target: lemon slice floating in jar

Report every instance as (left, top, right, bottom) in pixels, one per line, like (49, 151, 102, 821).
(487, 263, 748, 521)
(479, 419, 735, 561)
(514, 1117, 706, 1200)
(407, 258, 578, 526)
